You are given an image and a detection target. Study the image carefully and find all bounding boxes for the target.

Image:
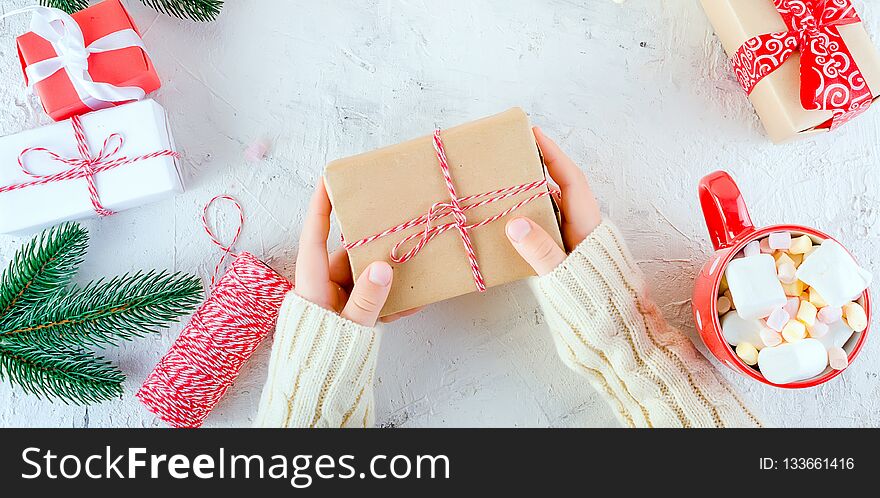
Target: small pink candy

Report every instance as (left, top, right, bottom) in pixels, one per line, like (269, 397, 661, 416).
(766, 307, 790, 332)
(783, 297, 800, 317)
(760, 328, 783, 348)
(828, 347, 849, 371)
(768, 231, 792, 250)
(777, 262, 797, 284)
(809, 321, 829, 338)
(743, 241, 761, 258)
(244, 138, 271, 162)
(759, 238, 774, 254)
(818, 306, 843, 324)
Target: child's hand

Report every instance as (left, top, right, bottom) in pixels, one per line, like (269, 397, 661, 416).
(505, 127, 602, 276)
(295, 180, 401, 327)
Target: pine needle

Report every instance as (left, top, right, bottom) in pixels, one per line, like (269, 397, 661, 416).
(39, 0, 90, 13)
(1, 271, 203, 349)
(0, 222, 88, 326)
(0, 339, 124, 405)
(139, 0, 223, 22)
(40, 0, 223, 22)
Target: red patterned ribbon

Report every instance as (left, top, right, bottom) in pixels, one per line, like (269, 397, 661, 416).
(343, 129, 558, 293)
(0, 115, 180, 216)
(731, 0, 874, 129)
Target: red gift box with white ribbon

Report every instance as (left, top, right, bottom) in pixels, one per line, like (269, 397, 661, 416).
(13, 0, 160, 122)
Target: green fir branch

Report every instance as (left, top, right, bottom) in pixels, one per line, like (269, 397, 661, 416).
(140, 0, 223, 22)
(1, 270, 203, 350)
(0, 339, 124, 405)
(0, 222, 88, 325)
(40, 0, 222, 21)
(0, 222, 203, 405)
(39, 0, 90, 14)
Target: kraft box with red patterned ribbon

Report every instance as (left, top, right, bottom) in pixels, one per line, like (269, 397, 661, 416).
(700, 0, 880, 143)
(12, 0, 160, 122)
(324, 108, 562, 317)
(0, 99, 183, 234)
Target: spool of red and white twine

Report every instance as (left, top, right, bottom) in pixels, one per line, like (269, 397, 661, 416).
(136, 195, 293, 428)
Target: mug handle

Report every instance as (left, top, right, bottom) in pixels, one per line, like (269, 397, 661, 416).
(699, 171, 755, 251)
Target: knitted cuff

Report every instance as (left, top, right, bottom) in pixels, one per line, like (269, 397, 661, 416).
(532, 220, 762, 428)
(254, 292, 380, 428)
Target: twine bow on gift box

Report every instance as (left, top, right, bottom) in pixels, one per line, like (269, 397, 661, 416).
(1, 6, 150, 111)
(343, 130, 558, 292)
(731, 0, 875, 129)
(0, 114, 179, 217)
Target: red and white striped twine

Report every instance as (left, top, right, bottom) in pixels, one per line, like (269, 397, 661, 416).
(0, 114, 180, 217)
(201, 194, 245, 287)
(343, 129, 558, 292)
(137, 196, 293, 428)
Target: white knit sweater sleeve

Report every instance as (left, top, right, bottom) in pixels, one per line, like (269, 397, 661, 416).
(254, 292, 380, 428)
(531, 220, 762, 428)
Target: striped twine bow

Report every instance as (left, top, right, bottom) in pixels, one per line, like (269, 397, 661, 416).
(0, 114, 179, 216)
(201, 195, 244, 287)
(344, 129, 558, 292)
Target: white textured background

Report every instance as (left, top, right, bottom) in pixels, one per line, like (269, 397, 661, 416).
(0, 0, 878, 428)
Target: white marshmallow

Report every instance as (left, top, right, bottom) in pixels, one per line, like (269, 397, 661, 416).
(796, 241, 871, 307)
(721, 311, 765, 349)
(814, 320, 855, 351)
(757, 339, 828, 385)
(768, 232, 792, 250)
(725, 255, 787, 319)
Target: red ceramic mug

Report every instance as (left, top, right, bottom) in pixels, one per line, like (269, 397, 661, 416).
(692, 171, 871, 388)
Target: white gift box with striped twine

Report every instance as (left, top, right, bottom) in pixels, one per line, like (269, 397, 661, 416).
(0, 99, 182, 234)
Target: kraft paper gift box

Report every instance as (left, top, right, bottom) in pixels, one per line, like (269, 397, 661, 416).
(700, 0, 880, 143)
(0, 99, 182, 234)
(16, 0, 161, 122)
(324, 108, 563, 317)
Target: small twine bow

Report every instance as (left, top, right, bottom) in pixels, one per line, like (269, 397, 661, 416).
(344, 129, 558, 293)
(201, 195, 244, 287)
(0, 114, 180, 217)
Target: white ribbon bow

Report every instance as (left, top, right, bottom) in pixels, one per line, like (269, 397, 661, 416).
(1, 6, 149, 112)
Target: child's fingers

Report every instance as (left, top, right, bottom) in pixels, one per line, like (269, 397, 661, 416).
(341, 262, 393, 327)
(295, 180, 333, 304)
(505, 217, 566, 276)
(533, 127, 589, 195)
(329, 248, 354, 289)
(533, 127, 601, 248)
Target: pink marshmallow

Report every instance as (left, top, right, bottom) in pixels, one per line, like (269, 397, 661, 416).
(818, 306, 843, 324)
(744, 241, 761, 258)
(809, 321, 829, 338)
(828, 347, 849, 371)
(760, 328, 783, 348)
(759, 238, 774, 254)
(766, 307, 790, 332)
(783, 297, 800, 317)
(768, 231, 792, 250)
(244, 138, 271, 162)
